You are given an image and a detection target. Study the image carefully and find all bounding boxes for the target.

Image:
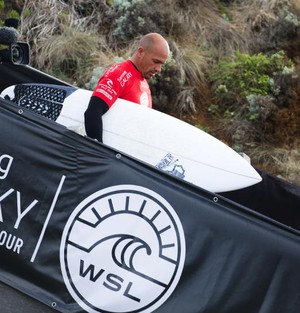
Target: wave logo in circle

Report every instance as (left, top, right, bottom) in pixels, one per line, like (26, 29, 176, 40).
(60, 185, 186, 313)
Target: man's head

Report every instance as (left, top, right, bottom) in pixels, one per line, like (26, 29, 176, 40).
(130, 33, 170, 80)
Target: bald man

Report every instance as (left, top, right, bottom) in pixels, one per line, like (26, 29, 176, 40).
(84, 33, 170, 142)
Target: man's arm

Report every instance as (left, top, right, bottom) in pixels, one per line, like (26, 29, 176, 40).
(84, 96, 109, 142)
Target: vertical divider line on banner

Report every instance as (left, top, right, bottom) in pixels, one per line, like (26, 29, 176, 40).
(30, 175, 66, 263)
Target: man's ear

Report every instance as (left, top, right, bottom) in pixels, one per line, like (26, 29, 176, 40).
(137, 46, 144, 57)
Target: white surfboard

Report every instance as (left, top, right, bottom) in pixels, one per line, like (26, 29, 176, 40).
(1, 83, 262, 192)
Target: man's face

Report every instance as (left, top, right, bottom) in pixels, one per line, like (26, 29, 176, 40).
(138, 48, 169, 80)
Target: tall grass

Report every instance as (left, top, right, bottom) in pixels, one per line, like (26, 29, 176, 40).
(249, 143, 300, 186)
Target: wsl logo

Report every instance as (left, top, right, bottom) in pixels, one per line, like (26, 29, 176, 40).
(60, 185, 186, 313)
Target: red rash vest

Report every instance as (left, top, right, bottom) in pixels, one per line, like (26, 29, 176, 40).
(92, 60, 152, 108)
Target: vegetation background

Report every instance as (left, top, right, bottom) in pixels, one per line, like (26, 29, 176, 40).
(1, 0, 300, 187)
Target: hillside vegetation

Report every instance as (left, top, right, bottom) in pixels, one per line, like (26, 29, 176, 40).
(1, 0, 300, 186)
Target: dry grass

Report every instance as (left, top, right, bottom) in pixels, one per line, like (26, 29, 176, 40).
(22, 0, 76, 44)
(178, 46, 208, 85)
(36, 29, 99, 85)
(21, 0, 106, 41)
(21, 0, 110, 85)
(170, 42, 209, 113)
(159, 0, 251, 57)
(248, 143, 300, 187)
(280, 149, 300, 186)
(230, 0, 299, 53)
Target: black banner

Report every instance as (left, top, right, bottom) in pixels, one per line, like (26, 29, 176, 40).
(221, 169, 300, 231)
(0, 97, 300, 313)
(0, 63, 71, 92)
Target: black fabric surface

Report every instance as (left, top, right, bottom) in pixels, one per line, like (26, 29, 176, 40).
(221, 169, 300, 231)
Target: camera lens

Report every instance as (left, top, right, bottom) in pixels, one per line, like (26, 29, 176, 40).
(11, 44, 24, 64)
(10, 42, 29, 64)
(0, 42, 29, 64)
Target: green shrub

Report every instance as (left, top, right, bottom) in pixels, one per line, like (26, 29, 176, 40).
(210, 50, 294, 99)
(106, 0, 166, 47)
(208, 50, 296, 148)
(7, 9, 20, 19)
(149, 53, 184, 112)
(209, 50, 295, 120)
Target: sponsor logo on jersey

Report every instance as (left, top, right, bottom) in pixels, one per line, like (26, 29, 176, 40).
(95, 89, 113, 100)
(118, 71, 133, 87)
(140, 92, 149, 106)
(106, 79, 113, 88)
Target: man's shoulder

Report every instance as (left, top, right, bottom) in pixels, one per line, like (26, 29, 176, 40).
(105, 60, 131, 76)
